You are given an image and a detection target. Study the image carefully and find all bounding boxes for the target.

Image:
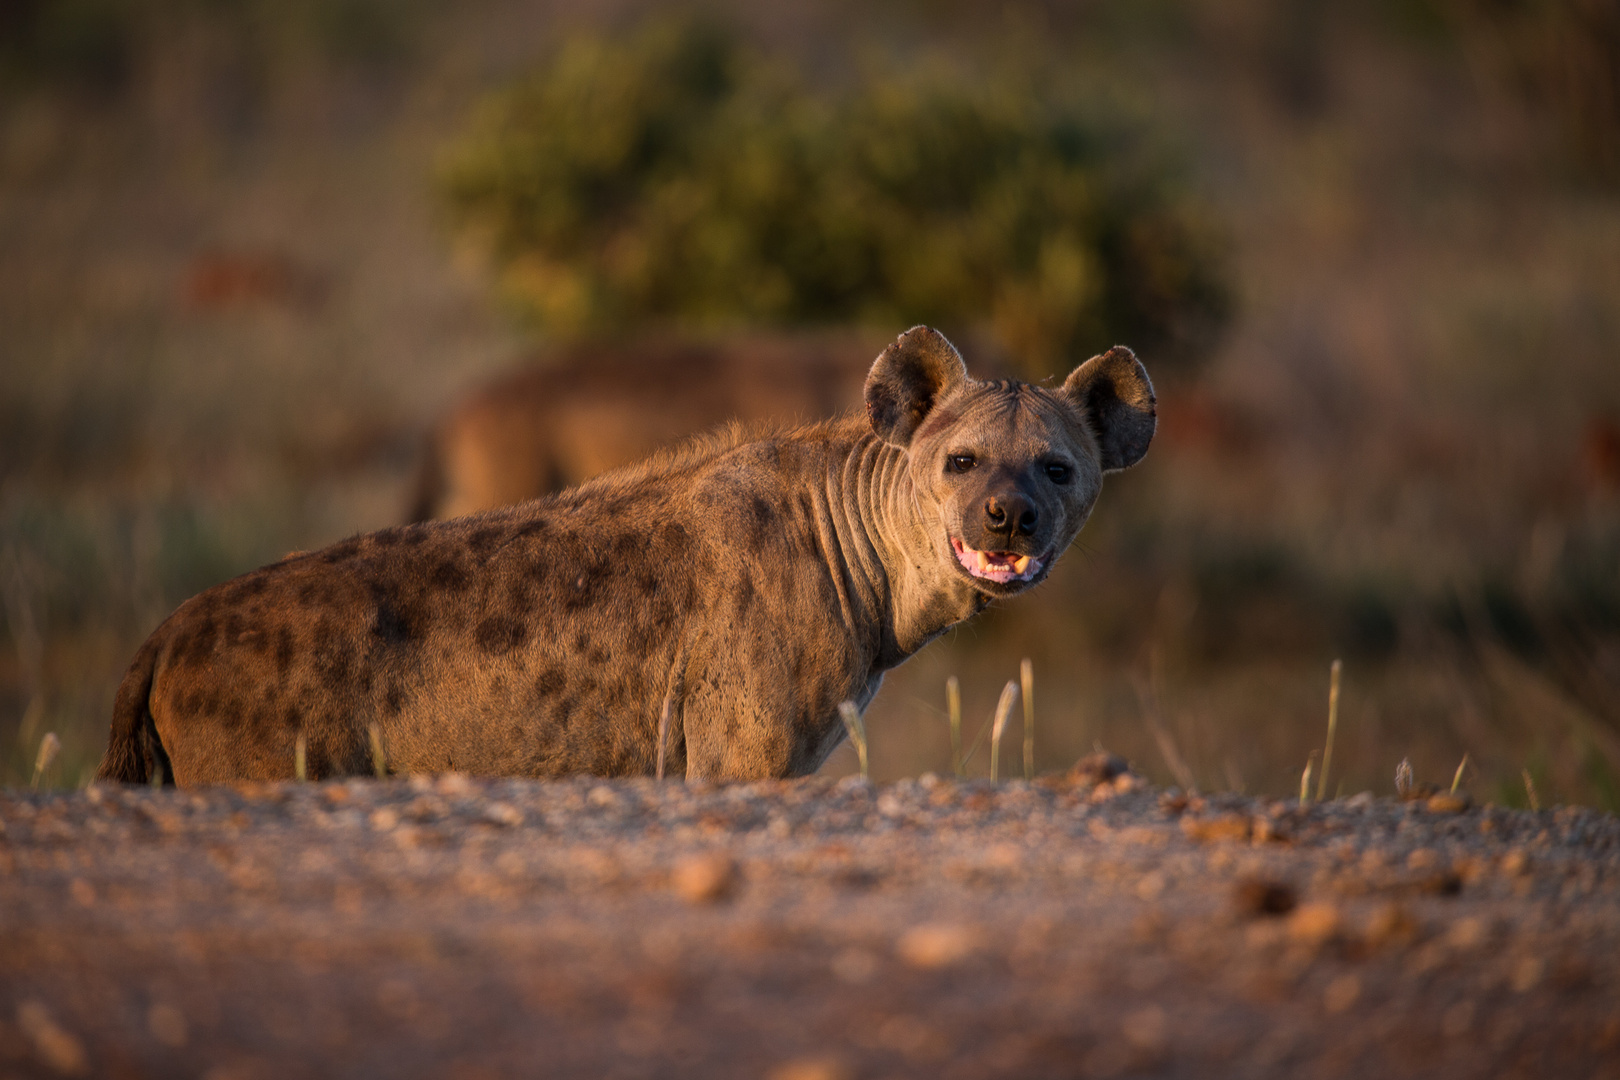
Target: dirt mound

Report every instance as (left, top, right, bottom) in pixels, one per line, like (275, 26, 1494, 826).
(2, 775, 1616, 1078)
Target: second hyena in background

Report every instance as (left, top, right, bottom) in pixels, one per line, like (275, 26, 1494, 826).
(410, 334, 881, 520)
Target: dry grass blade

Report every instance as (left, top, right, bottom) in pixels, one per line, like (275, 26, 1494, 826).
(1522, 768, 1541, 811)
(31, 732, 60, 790)
(1451, 752, 1469, 795)
(947, 675, 962, 778)
(1300, 751, 1317, 807)
(1317, 659, 1342, 802)
(368, 723, 387, 778)
(838, 700, 868, 780)
(1021, 658, 1035, 781)
(294, 733, 307, 782)
(989, 680, 1018, 782)
(656, 692, 672, 781)
(1395, 757, 1413, 798)
(1135, 675, 1196, 793)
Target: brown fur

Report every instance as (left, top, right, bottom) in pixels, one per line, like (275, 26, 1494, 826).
(99, 328, 1154, 785)
(409, 334, 878, 521)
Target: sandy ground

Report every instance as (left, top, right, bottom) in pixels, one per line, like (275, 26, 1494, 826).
(2, 764, 1617, 1080)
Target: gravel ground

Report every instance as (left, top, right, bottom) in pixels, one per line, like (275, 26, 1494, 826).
(2, 762, 1617, 1080)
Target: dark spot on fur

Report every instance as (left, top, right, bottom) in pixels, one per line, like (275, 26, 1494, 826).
(298, 580, 339, 606)
(657, 523, 691, 555)
(321, 537, 362, 564)
(373, 529, 403, 548)
(475, 616, 528, 655)
(403, 528, 429, 546)
(563, 570, 599, 612)
(534, 667, 566, 697)
(275, 628, 295, 675)
(744, 495, 775, 551)
(282, 703, 302, 730)
(385, 685, 404, 714)
(431, 558, 470, 592)
(512, 518, 548, 540)
(373, 601, 413, 645)
(468, 526, 504, 557)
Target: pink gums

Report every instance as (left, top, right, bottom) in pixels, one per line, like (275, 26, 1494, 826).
(950, 537, 1046, 584)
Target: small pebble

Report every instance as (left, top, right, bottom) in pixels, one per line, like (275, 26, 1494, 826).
(1287, 902, 1342, 946)
(483, 803, 522, 827)
(1427, 792, 1471, 814)
(671, 852, 736, 904)
(768, 1057, 851, 1080)
(896, 923, 979, 969)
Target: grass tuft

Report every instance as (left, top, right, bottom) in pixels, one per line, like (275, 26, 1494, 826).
(31, 732, 59, 790)
(947, 675, 962, 778)
(368, 723, 387, 779)
(1316, 659, 1342, 802)
(294, 733, 307, 782)
(838, 701, 868, 780)
(989, 680, 1019, 782)
(1136, 674, 1196, 793)
(1021, 658, 1035, 781)
(656, 692, 673, 781)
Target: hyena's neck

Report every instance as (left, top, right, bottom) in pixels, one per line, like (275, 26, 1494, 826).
(819, 430, 983, 666)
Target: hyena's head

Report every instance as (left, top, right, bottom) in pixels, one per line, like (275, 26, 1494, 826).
(865, 326, 1156, 598)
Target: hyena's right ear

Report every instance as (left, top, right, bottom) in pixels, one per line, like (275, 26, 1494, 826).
(865, 326, 969, 448)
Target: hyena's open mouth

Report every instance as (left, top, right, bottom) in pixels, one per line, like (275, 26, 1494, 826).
(950, 537, 1048, 586)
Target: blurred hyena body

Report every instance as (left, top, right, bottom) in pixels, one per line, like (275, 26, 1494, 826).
(98, 328, 1154, 786)
(410, 335, 879, 521)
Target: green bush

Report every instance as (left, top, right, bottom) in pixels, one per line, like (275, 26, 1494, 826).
(439, 20, 1229, 374)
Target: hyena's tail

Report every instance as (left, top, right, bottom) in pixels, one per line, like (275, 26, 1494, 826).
(96, 636, 173, 785)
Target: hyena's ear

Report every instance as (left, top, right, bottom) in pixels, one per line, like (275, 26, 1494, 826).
(865, 326, 969, 448)
(1062, 346, 1156, 472)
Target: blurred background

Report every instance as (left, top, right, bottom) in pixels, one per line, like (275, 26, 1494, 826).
(2, 0, 1617, 806)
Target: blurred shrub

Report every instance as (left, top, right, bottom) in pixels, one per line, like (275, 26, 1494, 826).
(439, 20, 1229, 374)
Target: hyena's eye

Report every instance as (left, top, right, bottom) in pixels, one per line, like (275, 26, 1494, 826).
(946, 453, 977, 474)
(1044, 462, 1072, 484)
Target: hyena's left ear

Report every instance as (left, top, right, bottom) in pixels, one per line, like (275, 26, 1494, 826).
(865, 326, 969, 448)
(1062, 346, 1156, 472)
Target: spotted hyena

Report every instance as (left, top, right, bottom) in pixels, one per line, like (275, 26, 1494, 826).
(98, 327, 1154, 785)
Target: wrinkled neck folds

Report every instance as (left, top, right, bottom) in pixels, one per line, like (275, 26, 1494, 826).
(815, 430, 983, 666)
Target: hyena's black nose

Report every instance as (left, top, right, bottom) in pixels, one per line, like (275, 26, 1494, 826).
(985, 494, 1037, 538)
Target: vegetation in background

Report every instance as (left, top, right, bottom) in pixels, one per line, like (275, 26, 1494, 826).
(438, 20, 1229, 375)
(1, 1, 1617, 806)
